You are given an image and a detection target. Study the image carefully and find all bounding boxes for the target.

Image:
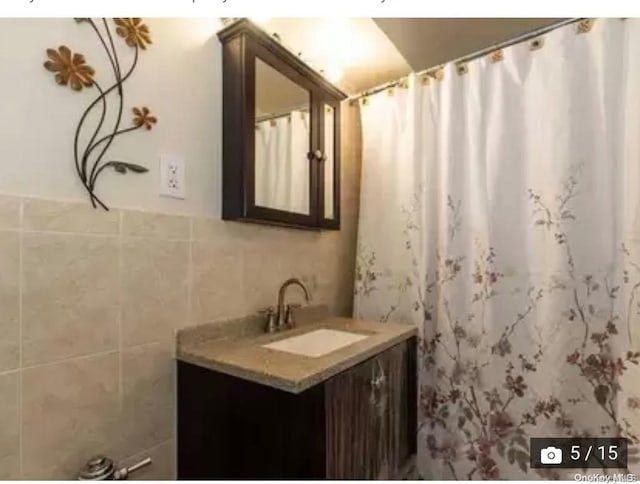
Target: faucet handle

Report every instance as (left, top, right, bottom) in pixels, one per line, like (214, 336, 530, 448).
(259, 307, 278, 333)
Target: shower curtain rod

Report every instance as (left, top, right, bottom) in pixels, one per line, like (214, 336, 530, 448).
(349, 17, 582, 102)
(256, 106, 309, 123)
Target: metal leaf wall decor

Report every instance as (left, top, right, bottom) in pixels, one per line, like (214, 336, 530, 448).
(43, 18, 157, 210)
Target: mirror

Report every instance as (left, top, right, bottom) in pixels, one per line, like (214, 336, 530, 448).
(323, 105, 335, 220)
(254, 58, 311, 215)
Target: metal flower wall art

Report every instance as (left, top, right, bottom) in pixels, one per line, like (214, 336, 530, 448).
(43, 18, 157, 210)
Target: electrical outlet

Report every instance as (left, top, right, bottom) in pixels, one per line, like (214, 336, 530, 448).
(160, 154, 186, 199)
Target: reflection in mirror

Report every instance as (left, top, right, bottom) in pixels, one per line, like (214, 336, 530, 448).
(324, 105, 335, 219)
(254, 58, 311, 215)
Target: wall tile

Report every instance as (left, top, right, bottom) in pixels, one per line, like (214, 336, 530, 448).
(331, 236, 357, 316)
(22, 233, 119, 366)
(0, 102, 361, 477)
(120, 343, 174, 459)
(122, 211, 190, 239)
(122, 440, 175, 480)
(191, 241, 245, 324)
(309, 232, 340, 284)
(0, 372, 19, 479)
(122, 238, 189, 346)
(242, 228, 322, 313)
(0, 195, 20, 230)
(21, 353, 120, 479)
(0, 232, 19, 372)
(23, 198, 119, 234)
(191, 217, 258, 247)
(242, 242, 281, 312)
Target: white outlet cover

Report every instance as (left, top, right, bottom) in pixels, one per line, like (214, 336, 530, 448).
(160, 154, 186, 199)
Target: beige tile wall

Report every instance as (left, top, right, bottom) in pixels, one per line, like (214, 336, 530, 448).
(0, 111, 361, 479)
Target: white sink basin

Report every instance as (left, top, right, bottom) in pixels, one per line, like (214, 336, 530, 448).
(262, 329, 368, 358)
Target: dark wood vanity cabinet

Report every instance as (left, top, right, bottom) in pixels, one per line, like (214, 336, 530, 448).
(325, 341, 417, 479)
(177, 337, 417, 479)
(217, 19, 347, 230)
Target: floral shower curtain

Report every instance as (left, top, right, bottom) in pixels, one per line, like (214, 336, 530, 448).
(354, 19, 640, 479)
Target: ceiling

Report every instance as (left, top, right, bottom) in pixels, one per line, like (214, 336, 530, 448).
(253, 18, 566, 95)
(257, 18, 411, 94)
(374, 18, 564, 71)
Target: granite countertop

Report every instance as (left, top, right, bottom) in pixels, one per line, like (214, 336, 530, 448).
(176, 313, 416, 394)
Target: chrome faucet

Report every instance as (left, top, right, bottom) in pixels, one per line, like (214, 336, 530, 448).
(276, 278, 311, 331)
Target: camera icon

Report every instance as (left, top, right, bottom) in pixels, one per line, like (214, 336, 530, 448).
(540, 446, 563, 465)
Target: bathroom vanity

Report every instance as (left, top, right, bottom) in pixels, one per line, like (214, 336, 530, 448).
(176, 310, 417, 479)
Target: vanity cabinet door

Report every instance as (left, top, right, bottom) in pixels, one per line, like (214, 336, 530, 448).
(379, 340, 416, 477)
(324, 338, 417, 479)
(325, 356, 382, 479)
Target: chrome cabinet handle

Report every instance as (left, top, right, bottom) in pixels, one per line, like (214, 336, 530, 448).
(370, 360, 386, 390)
(369, 360, 388, 415)
(371, 373, 386, 390)
(369, 360, 386, 400)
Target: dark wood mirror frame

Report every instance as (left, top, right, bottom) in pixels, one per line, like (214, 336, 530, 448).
(218, 19, 347, 230)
